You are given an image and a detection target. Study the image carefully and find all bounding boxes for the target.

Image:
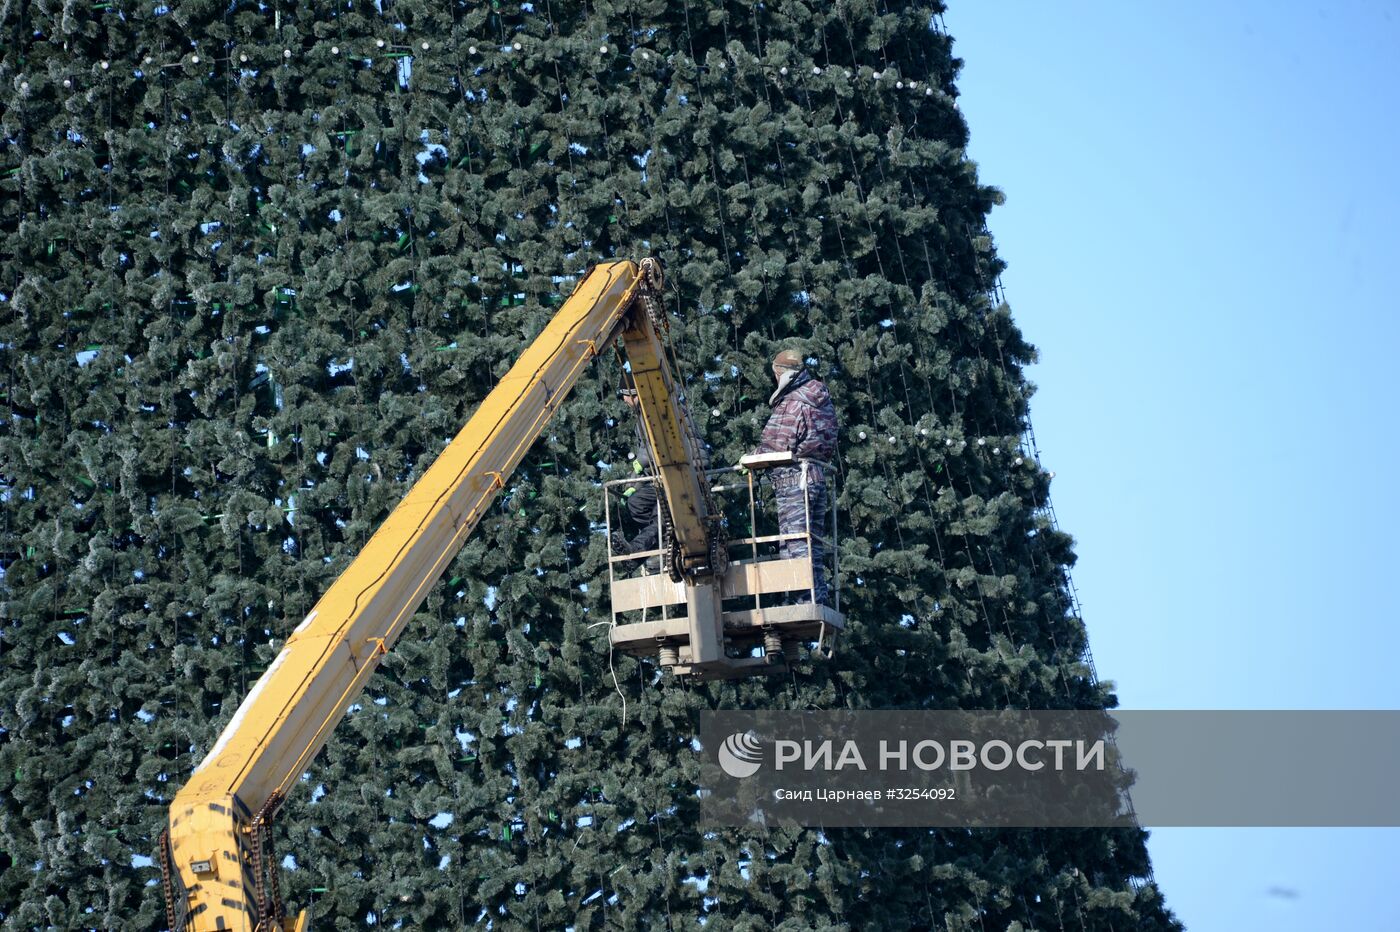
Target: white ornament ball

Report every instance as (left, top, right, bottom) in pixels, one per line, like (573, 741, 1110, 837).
(238, 53, 247, 63)
(376, 39, 385, 48)
(283, 49, 292, 58)
(63, 79, 72, 87)
(513, 42, 522, 51)
(992, 447, 1000, 454)
(858, 431, 867, 440)
(19, 81, 28, 91)
(919, 428, 928, 436)
(887, 436, 896, 444)
(711, 409, 720, 417)
(977, 438, 985, 446)
(872, 70, 882, 80)
(779, 66, 788, 75)
(468, 45, 478, 55)
(100, 61, 110, 70)
(1048, 471, 1056, 479)
(1014, 457, 1023, 465)
(192, 55, 200, 64)
(599, 45, 608, 53)
(812, 66, 821, 75)
(896, 81, 903, 89)
(925, 87, 933, 96)
(331, 46, 340, 55)
(421, 42, 429, 50)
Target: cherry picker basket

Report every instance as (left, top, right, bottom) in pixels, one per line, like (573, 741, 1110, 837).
(605, 453, 844, 680)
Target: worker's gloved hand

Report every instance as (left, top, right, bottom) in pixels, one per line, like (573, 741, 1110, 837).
(610, 530, 631, 556)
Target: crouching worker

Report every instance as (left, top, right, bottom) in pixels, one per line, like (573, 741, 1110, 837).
(610, 380, 661, 568)
(748, 349, 838, 605)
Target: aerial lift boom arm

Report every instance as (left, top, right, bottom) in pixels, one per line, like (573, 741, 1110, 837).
(617, 292, 723, 578)
(160, 258, 699, 931)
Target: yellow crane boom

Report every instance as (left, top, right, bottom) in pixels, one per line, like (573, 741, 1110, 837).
(159, 258, 696, 931)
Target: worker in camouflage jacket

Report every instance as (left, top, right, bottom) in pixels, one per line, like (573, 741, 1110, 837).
(750, 349, 838, 605)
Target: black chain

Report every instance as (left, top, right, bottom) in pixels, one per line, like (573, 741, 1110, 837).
(156, 829, 182, 931)
(248, 791, 287, 929)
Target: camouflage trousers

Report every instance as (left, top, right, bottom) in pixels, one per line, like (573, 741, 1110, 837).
(772, 465, 829, 606)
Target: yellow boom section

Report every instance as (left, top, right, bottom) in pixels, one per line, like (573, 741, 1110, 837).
(162, 260, 646, 932)
(619, 301, 719, 577)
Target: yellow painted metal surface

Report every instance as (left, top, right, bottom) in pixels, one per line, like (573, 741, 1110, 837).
(165, 260, 644, 930)
(618, 310, 716, 574)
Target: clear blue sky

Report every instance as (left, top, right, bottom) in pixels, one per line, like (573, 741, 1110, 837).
(945, 3, 1400, 929)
